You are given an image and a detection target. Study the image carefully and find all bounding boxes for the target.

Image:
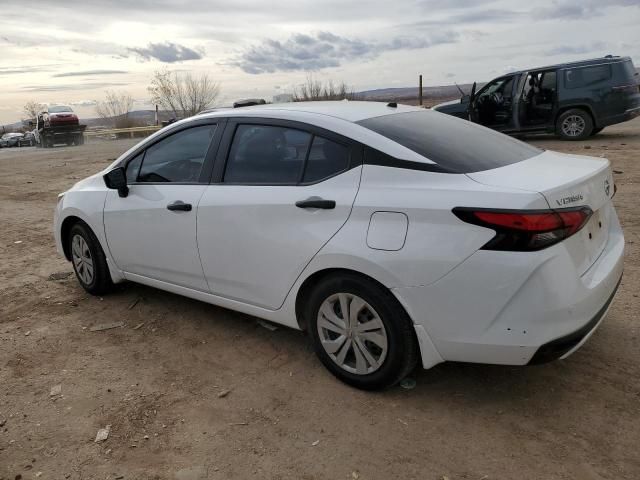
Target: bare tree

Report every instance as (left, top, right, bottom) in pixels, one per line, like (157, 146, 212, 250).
(293, 75, 359, 102)
(148, 70, 221, 118)
(95, 90, 135, 128)
(23, 100, 43, 120)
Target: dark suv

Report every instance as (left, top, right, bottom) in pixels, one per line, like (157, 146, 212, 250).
(434, 56, 640, 140)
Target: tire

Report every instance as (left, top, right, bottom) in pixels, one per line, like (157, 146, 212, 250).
(68, 222, 113, 295)
(305, 272, 418, 390)
(590, 127, 604, 136)
(556, 108, 593, 140)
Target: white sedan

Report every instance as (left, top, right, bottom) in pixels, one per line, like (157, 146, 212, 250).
(54, 101, 624, 390)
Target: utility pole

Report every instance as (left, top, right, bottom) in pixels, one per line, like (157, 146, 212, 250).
(419, 75, 423, 106)
(155, 105, 159, 126)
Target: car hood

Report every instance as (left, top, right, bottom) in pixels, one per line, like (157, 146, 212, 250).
(431, 98, 462, 109)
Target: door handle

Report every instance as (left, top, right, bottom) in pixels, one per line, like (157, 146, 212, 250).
(295, 197, 336, 209)
(167, 200, 192, 212)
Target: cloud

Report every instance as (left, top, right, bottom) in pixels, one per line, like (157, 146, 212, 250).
(534, 0, 639, 19)
(53, 69, 128, 77)
(0, 65, 58, 75)
(20, 82, 129, 92)
(544, 42, 607, 56)
(128, 42, 203, 63)
(232, 31, 458, 74)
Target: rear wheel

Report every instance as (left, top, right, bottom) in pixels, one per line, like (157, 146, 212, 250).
(68, 223, 113, 295)
(306, 273, 418, 390)
(556, 109, 593, 140)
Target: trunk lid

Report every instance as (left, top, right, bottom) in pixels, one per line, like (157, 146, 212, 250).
(467, 150, 615, 274)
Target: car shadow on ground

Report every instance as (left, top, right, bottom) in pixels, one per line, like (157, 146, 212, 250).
(104, 279, 584, 410)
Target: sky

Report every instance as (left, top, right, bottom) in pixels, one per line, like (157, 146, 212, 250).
(1, 0, 639, 124)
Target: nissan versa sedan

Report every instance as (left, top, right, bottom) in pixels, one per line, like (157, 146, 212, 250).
(54, 101, 624, 390)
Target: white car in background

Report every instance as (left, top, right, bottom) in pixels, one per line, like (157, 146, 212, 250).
(54, 102, 624, 390)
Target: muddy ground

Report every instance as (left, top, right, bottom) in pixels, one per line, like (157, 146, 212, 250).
(1, 118, 639, 480)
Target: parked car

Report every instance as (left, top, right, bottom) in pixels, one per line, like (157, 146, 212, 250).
(434, 55, 640, 140)
(18, 132, 35, 147)
(0, 132, 24, 148)
(54, 102, 623, 390)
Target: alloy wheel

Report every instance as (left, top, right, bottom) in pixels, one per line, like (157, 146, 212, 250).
(71, 234, 94, 285)
(561, 115, 586, 137)
(317, 293, 389, 375)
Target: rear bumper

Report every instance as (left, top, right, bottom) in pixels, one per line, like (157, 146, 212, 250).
(528, 273, 621, 364)
(598, 106, 640, 128)
(394, 205, 625, 368)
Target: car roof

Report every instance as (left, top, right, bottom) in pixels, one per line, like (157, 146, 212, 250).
(201, 100, 423, 123)
(508, 55, 632, 75)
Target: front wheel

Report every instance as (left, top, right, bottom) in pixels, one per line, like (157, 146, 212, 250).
(68, 223, 113, 295)
(306, 273, 418, 390)
(556, 109, 593, 140)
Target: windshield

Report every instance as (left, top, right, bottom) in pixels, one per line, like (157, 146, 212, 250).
(357, 110, 542, 173)
(48, 106, 73, 113)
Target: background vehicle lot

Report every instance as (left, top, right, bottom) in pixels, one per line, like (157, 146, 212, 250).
(1, 121, 640, 479)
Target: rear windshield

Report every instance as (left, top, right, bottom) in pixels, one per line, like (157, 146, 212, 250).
(357, 110, 542, 173)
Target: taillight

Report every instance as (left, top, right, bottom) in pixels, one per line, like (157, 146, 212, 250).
(453, 207, 593, 251)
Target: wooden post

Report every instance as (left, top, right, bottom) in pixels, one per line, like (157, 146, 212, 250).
(419, 75, 423, 106)
(155, 105, 159, 126)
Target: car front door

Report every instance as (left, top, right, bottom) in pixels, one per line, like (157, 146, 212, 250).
(104, 120, 221, 291)
(197, 118, 362, 310)
(470, 75, 517, 130)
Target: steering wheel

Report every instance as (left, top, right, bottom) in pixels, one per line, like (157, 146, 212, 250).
(490, 92, 504, 106)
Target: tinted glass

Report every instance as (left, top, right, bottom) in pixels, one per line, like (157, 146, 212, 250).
(126, 152, 143, 183)
(224, 125, 311, 184)
(620, 59, 638, 82)
(357, 110, 542, 173)
(565, 65, 611, 89)
(49, 106, 73, 113)
(303, 136, 349, 183)
(138, 125, 215, 183)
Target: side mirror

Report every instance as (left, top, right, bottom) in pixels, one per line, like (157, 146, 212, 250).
(103, 167, 129, 198)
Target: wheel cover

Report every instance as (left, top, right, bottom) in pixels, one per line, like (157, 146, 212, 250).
(71, 234, 94, 285)
(317, 293, 389, 375)
(561, 115, 586, 137)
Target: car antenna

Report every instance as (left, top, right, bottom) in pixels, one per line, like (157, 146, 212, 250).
(387, 102, 397, 108)
(454, 83, 465, 97)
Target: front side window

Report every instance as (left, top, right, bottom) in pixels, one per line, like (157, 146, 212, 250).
(224, 125, 311, 184)
(565, 65, 611, 89)
(126, 152, 143, 183)
(137, 125, 216, 183)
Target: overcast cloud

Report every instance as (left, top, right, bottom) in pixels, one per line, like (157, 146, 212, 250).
(0, 0, 638, 122)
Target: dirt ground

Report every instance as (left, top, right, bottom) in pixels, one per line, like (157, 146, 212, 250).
(1, 118, 639, 480)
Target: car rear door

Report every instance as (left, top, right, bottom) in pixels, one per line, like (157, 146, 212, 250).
(197, 118, 362, 309)
(103, 119, 222, 291)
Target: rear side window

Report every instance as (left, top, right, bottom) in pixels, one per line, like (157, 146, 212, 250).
(564, 65, 611, 89)
(224, 125, 311, 184)
(357, 110, 541, 173)
(224, 125, 351, 184)
(303, 137, 349, 183)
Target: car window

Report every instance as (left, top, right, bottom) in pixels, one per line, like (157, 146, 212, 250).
(137, 125, 216, 183)
(303, 136, 349, 183)
(224, 125, 312, 184)
(357, 110, 542, 174)
(564, 65, 611, 89)
(126, 152, 144, 183)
